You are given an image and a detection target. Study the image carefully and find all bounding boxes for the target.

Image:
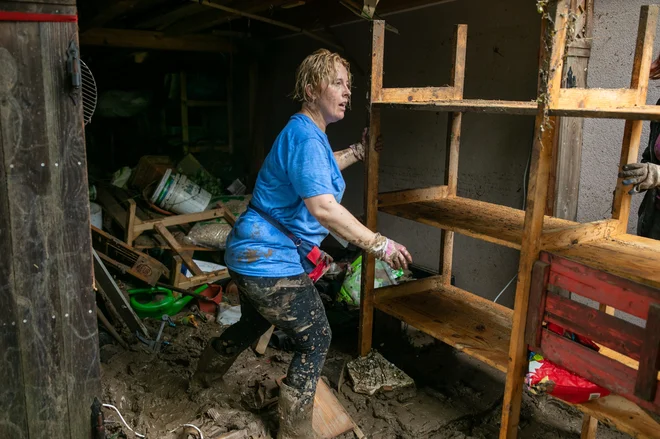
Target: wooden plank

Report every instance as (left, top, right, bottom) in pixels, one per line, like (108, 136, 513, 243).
(378, 186, 448, 207)
(612, 5, 658, 233)
(380, 197, 575, 250)
(540, 330, 660, 414)
(313, 379, 355, 438)
(175, 269, 229, 289)
(580, 415, 598, 439)
(500, 1, 571, 437)
(134, 207, 225, 232)
(93, 250, 149, 338)
(79, 28, 234, 53)
(552, 236, 660, 290)
(359, 105, 381, 357)
(96, 186, 128, 229)
(193, 0, 342, 51)
(375, 284, 513, 373)
(544, 291, 645, 361)
(254, 325, 275, 356)
(0, 19, 28, 438)
(577, 395, 660, 439)
(376, 99, 538, 115)
(540, 219, 617, 250)
(556, 88, 639, 109)
(369, 20, 384, 102)
(81, 0, 168, 30)
(359, 20, 384, 358)
(450, 24, 467, 95)
(546, 252, 660, 320)
(374, 275, 443, 303)
(155, 223, 204, 276)
(635, 303, 660, 401)
(125, 198, 137, 246)
(525, 261, 550, 350)
(0, 17, 103, 438)
(378, 86, 459, 103)
(136, 3, 202, 30)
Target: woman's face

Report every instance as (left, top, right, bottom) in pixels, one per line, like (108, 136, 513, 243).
(311, 62, 351, 125)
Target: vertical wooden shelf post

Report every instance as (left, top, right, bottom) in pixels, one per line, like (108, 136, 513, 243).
(440, 24, 467, 284)
(500, 1, 571, 437)
(611, 5, 658, 234)
(359, 20, 385, 357)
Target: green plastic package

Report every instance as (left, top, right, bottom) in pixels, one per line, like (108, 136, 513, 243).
(338, 256, 403, 306)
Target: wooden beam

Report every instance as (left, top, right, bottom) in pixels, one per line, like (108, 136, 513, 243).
(612, 5, 659, 233)
(166, 0, 292, 35)
(580, 415, 598, 439)
(378, 86, 459, 103)
(133, 208, 225, 233)
(93, 250, 150, 338)
(81, 0, 169, 31)
(155, 223, 204, 276)
(79, 28, 234, 53)
(192, 0, 343, 51)
(556, 88, 639, 109)
(358, 20, 384, 357)
(540, 219, 618, 250)
(374, 275, 444, 303)
(500, 1, 571, 437)
(136, 3, 203, 30)
(378, 186, 448, 207)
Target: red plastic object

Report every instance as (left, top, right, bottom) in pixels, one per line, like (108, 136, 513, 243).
(198, 285, 223, 314)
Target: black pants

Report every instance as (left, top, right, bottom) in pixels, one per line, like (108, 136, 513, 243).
(211, 271, 331, 405)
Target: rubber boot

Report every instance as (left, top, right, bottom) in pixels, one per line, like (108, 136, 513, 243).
(190, 342, 239, 389)
(277, 381, 320, 439)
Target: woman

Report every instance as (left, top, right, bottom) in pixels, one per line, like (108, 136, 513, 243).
(192, 49, 412, 438)
(620, 53, 660, 239)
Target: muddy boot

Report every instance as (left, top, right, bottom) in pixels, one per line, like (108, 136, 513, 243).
(190, 342, 239, 390)
(277, 381, 319, 439)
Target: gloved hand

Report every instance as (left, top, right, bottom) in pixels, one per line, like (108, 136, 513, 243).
(619, 162, 660, 194)
(368, 233, 412, 270)
(349, 128, 383, 161)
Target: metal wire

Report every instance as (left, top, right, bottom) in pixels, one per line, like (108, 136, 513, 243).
(81, 60, 97, 125)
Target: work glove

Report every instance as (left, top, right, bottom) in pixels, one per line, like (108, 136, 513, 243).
(349, 127, 383, 161)
(619, 162, 660, 194)
(368, 233, 413, 270)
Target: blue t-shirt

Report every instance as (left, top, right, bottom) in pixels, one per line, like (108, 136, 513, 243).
(225, 113, 346, 277)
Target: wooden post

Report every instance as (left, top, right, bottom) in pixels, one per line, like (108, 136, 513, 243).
(0, 2, 101, 437)
(611, 6, 658, 234)
(440, 25, 466, 285)
(500, 1, 571, 438)
(548, 0, 594, 221)
(358, 20, 384, 357)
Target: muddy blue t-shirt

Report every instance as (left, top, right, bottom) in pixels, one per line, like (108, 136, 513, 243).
(225, 114, 346, 277)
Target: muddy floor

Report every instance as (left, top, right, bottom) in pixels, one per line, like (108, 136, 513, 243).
(99, 308, 633, 439)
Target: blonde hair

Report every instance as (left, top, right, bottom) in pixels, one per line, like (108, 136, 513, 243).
(652, 53, 660, 80)
(292, 49, 352, 104)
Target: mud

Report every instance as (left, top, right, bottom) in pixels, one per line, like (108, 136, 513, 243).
(100, 315, 632, 439)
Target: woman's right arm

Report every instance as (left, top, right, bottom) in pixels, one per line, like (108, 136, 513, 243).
(304, 194, 412, 270)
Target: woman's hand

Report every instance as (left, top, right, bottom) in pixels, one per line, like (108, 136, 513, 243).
(349, 127, 383, 161)
(369, 233, 412, 270)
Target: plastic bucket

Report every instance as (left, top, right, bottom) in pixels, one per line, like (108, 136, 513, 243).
(150, 168, 211, 214)
(90, 202, 103, 229)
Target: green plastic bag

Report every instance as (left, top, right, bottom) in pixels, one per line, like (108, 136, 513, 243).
(338, 256, 403, 306)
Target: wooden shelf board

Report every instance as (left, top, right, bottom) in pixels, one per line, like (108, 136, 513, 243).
(375, 282, 513, 373)
(576, 395, 660, 439)
(380, 196, 575, 249)
(551, 234, 660, 289)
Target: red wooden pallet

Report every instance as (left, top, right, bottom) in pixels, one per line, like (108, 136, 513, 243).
(526, 251, 660, 415)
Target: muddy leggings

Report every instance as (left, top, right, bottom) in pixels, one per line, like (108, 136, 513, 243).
(211, 270, 331, 405)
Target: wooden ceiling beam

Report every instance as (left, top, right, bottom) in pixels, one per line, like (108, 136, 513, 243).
(79, 28, 235, 53)
(192, 0, 343, 50)
(81, 0, 169, 31)
(136, 4, 205, 30)
(165, 0, 294, 36)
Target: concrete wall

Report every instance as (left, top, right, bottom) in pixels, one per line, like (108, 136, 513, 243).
(579, 0, 660, 232)
(260, 0, 540, 308)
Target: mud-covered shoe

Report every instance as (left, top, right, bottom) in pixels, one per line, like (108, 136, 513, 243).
(277, 381, 321, 439)
(190, 342, 239, 390)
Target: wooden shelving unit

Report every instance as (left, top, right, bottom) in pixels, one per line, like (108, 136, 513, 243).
(358, 2, 660, 438)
